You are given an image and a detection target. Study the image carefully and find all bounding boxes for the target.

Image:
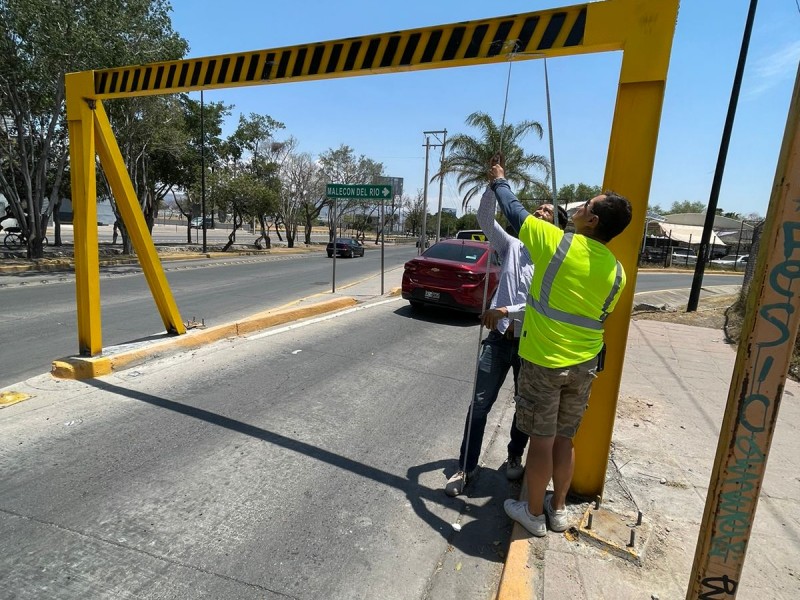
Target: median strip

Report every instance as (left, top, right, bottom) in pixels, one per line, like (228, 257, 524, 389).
(51, 297, 358, 380)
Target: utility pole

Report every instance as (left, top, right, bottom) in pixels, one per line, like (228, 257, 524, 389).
(423, 130, 447, 246)
(424, 129, 447, 243)
(687, 0, 758, 311)
(420, 136, 430, 255)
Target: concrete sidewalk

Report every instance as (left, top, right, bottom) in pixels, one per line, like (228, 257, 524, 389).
(499, 290, 800, 599)
(500, 318, 800, 599)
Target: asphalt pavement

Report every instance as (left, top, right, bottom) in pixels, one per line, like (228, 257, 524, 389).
(1, 255, 795, 599)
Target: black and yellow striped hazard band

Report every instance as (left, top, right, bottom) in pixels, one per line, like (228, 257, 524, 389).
(91, 4, 587, 99)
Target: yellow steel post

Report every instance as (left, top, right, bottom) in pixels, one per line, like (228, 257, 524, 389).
(571, 0, 680, 496)
(687, 65, 800, 600)
(93, 102, 186, 335)
(65, 72, 102, 356)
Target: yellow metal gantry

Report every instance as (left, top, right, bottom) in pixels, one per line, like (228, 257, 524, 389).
(66, 0, 680, 499)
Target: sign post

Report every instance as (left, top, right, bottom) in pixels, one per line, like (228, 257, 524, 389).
(326, 184, 393, 294)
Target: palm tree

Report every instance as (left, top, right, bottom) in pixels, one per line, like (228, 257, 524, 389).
(434, 112, 551, 210)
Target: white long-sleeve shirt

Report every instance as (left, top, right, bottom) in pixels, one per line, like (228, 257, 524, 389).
(476, 187, 533, 336)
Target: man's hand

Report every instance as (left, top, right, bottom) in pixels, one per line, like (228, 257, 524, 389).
(490, 164, 505, 180)
(481, 307, 508, 330)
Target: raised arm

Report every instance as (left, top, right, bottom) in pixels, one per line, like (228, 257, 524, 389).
(476, 187, 512, 253)
(489, 166, 530, 234)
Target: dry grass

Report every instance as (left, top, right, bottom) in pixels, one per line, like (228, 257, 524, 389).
(631, 293, 741, 332)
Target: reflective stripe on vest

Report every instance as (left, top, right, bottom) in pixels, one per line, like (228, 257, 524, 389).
(527, 233, 623, 331)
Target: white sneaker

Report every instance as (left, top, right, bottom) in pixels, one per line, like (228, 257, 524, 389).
(503, 499, 546, 537)
(544, 495, 569, 532)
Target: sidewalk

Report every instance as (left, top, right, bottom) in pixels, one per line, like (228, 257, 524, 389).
(499, 288, 800, 599)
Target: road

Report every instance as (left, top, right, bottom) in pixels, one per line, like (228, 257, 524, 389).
(0, 246, 417, 387)
(0, 293, 514, 599)
(0, 247, 742, 389)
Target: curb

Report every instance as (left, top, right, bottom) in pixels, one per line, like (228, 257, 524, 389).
(496, 479, 534, 598)
(51, 296, 358, 380)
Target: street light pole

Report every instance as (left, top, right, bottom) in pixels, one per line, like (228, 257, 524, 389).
(200, 90, 207, 254)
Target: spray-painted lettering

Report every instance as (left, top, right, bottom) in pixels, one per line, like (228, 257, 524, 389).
(739, 393, 769, 433)
(700, 575, 738, 598)
(768, 260, 800, 298)
(705, 219, 800, 585)
(758, 302, 794, 347)
(708, 436, 764, 561)
(781, 222, 800, 258)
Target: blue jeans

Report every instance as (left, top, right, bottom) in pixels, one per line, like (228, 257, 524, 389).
(458, 330, 529, 473)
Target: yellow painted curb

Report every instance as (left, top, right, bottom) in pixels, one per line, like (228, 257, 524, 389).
(496, 479, 535, 599)
(51, 297, 358, 380)
(52, 357, 113, 379)
(0, 391, 33, 408)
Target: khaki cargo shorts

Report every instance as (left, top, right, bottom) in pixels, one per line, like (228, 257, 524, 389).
(514, 356, 598, 438)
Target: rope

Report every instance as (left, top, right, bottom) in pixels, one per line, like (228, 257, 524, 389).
(459, 41, 518, 478)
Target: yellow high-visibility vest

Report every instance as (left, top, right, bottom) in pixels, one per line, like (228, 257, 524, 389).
(518, 216, 625, 368)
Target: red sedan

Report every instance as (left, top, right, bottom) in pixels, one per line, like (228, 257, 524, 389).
(402, 239, 501, 313)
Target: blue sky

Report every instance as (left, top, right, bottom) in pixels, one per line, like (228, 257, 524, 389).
(167, 1, 800, 218)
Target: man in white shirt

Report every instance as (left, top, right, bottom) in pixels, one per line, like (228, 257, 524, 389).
(445, 188, 567, 496)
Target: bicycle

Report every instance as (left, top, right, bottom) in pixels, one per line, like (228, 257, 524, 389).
(2, 227, 48, 249)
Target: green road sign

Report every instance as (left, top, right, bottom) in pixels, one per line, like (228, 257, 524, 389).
(326, 184, 393, 201)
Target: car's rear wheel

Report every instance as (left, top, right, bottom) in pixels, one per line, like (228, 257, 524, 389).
(409, 300, 424, 310)
(327, 251, 333, 258)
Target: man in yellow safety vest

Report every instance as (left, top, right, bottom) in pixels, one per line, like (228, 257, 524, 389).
(489, 163, 632, 537)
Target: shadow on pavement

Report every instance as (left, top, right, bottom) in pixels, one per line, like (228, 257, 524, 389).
(393, 304, 481, 328)
(84, 378, 509, 561)
(406, 460, 514, 564)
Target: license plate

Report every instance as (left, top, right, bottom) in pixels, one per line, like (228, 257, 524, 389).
(424, 290, 440, 300)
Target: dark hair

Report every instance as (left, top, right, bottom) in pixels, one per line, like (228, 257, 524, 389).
(555, 205, 568, 231)
(592, 190, 632, 242)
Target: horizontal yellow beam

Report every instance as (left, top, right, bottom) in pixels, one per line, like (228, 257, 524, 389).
(88, 3, 591, 99)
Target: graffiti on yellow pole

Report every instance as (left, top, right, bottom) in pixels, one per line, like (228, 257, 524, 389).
(687, 65, 800, 598)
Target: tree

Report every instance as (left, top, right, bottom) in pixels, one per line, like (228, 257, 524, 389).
(176, 96, 230, 243)
(435, 210, 459, 238)
(211, 167, 277, 252)
(435, 111, 550, 209)
(555, 183, 602, 206)
(318, 145, 384, 240)
(722, 210, 744, 220)
(402, 190, 426, 236)
(0, 0, 187, 258)
(668, 200, 706, 214)
(283, 152, 326, 245)
(221, 113, 286, 247)
(457, 212, 479, 231)
(105, 94, 187, 253)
